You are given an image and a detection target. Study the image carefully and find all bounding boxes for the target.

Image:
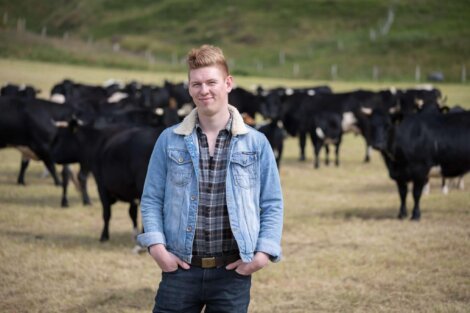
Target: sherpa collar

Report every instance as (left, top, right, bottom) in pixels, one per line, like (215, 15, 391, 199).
(173, 104, 249, 136)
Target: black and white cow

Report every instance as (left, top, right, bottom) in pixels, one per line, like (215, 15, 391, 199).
(367, 107, 470, 220)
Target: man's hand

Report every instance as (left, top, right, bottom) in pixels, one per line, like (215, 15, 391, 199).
(149, 244, 190, 272)
(225, 252, 270, 276)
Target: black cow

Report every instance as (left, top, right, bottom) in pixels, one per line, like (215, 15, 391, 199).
(1, 84, 40, 99)
(0, 97, 76, 186)
(298, 93, 344, 168)
(53, 121, 164, 241)
(229, 87, 264, 125)
(257, 120, 285, 168)
(367, 108, 470, 220)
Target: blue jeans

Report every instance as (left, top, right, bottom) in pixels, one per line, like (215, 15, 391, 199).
(153, 266, 252, 313)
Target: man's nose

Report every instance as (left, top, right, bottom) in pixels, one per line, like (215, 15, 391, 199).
(200, 84, 209, 93)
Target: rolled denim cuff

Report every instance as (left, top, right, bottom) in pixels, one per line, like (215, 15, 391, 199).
(255, 237, 282, 263)
(137, 231, 166, 248)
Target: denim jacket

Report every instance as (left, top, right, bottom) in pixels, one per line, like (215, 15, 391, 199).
(138, 105, 283, 263)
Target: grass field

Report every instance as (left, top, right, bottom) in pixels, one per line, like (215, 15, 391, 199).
(0, 60, 469, 312)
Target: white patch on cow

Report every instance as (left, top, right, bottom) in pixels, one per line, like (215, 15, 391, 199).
(360, 107, 372, 115)
(389, 106, 398, 114)
(457, 176, 465, 190)
(53, 120, 69, 128)
(422, 182, 430, 195)
(261, 90, 269, 97)
(155, 108, 164, 116)
(442, 183, 449, 195)
(177, 103, 194, 117)
(50, 94, 66, 104)
(315, 127, 325, 139)
(366, 146, 372, 159)
(307, 89, 316, 96)
(103, 79, 124, 88)
(342, 112, 358, 132)
(415, 98, 424, 108)
(277, 120, 284, 128)
(107, 92, 128, 103)
(285, 88, 294, 96)
(389, 86, 397, 95)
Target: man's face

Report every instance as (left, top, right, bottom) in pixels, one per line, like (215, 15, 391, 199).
(188, 65, 233, 117)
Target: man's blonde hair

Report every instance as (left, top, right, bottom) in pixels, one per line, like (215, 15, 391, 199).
(187, 45, 229, 76)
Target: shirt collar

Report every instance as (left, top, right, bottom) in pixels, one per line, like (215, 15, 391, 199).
(196, 113, 233, 134)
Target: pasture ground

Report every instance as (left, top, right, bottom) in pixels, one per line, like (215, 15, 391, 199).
(0, 59, 469, 312)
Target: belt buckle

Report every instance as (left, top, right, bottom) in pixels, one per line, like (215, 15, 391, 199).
(201, 257, 216, 268)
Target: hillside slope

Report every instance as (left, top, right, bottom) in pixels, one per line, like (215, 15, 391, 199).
(0, 0, 469, 81)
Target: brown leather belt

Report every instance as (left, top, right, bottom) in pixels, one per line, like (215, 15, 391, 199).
(191, 254, 240, 269)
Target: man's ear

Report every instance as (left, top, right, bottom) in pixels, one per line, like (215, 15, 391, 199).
(226, 75, 233, 92)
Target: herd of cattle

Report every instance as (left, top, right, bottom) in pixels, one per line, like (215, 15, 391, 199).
(0, 80, 469, 242)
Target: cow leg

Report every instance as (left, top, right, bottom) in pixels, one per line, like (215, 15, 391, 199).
(335, 141, 341, 167)
(441, 177, 449, 195)
(61, 165, 70, 208)
(411, 179, 426, 221)
(364, 145, 371, 163)
(30, 142, 61, 186)
(324, 145, 330, 166)
(311, 132, 322, 169)
(396, 180, 408, 219)
(96, 182, 112, 241)
(17, 157, 30, 185)
(277, 142, 283, 169)
(299, 132, 306, 161)
(129, 201, 139, 240)
(78, 167, 91, 205)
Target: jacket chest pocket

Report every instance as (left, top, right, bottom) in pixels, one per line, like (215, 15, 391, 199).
(231, 152, 258, 189)
(168, 149, 193, 186)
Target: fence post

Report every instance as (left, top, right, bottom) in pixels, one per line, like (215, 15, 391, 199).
(17, 18, 25, 32)
(279, 50, 285, 65)
(373, 66, 379, 81)
(87, 36, 93, 46)
(256, 60, 263, 72)
(228, 58, 235, 70)
(462, 64, 466, 83)
(41, 26, 47, 37)
(331, 64, 338, 80)
(3, 12, 7, 25)
(415, 65, 421, 82)
(63, 32, 69, 41)
(293, 63, 300, 77)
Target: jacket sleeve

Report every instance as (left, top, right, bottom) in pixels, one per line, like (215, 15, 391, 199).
(256, 135, 284, 262)
(137, 129, 169, 247)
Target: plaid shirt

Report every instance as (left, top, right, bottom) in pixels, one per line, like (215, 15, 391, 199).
(192, 114, 239, 257)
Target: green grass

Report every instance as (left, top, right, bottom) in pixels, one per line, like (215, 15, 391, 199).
(0, 0, 469, 81)
(0, 60, 469, 312)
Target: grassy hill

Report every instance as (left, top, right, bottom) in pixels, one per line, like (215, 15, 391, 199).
(0, 0, 469, 82)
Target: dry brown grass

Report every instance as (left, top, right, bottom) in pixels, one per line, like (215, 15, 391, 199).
(0, 59, 469, 312)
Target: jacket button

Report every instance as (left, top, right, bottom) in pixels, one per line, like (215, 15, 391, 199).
(191, 195, 196, 201)
(178, 157, 184, 163)
(186, 226, 192, 232)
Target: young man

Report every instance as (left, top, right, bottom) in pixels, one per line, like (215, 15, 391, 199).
(138, 45, 283, 313)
